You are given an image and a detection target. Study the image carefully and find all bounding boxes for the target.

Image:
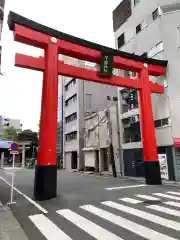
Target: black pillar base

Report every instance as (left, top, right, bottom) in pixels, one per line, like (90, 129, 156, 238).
(144, 161, 162, 185)
(34, 165, 57, 201)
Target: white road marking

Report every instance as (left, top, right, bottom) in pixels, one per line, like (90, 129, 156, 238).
(167, 191, 180, 196)
(135, 195, 160, 201)
(119, 198, 142, 204)
(57, 209, 123, 240)
(105, 184, 146, 191)
(146, 205, 180, 217)
(80, 205, 176, 240)
(164, 201, 180, 208)
(29, 214, 72, 239)
(102, 201, 180, 231)
(153, 193, 180, 201)
(0, 176, 48, 214)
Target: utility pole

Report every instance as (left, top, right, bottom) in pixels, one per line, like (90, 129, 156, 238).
(105, 108, 117, 178)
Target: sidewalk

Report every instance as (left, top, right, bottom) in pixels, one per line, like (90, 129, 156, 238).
(79, 170, 180, 186)
(0, 201, 28, 240)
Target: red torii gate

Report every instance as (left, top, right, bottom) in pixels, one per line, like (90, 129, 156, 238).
(8, 11, 167, 201)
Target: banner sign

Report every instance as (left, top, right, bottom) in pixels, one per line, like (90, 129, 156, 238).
(99, 53, 113, 77)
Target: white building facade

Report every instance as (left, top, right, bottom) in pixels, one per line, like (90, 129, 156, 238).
(113, 0, 180, 180)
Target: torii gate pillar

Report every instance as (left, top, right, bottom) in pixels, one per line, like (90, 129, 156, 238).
(34, 40, 59, 200)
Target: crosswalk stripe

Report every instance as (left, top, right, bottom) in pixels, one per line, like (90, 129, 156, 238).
(135, 194, 160, 201)
(80, 205, 176, 240)
(105, 184, 146, 190)
(146, 205, 180, 217)
(102, 201, 180, 231)
(164, 201, 180, 208)
(167, 191, 180, 196)
(153, 193, 180, 201)
(119, 198, 142, 204)
(57, 209, 123, 240)
(29, 214, 72, 240)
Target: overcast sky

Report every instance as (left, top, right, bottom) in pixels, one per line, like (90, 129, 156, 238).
(0, 0, 121, 131)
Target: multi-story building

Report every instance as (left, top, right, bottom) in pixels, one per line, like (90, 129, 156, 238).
(3, 117, 22, 132)
(0, 0, 5, 57)
(0, 0, 5, 71)
(61, 56, 118, 171)
(56, 81, 63, 158)
(113, 0, 180, 181)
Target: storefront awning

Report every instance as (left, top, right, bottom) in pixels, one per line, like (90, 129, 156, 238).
(0, 140, 11, 149)
(173, 138, 180, 147)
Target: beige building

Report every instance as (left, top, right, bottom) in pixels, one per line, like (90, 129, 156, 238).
(83, 104, 122, 175)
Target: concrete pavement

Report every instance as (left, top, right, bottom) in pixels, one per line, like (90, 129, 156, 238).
(1, 169, 180, 239)
(0, 201, 28, 240)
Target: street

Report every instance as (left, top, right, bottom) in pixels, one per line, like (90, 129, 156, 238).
(0, 169, 180, 239)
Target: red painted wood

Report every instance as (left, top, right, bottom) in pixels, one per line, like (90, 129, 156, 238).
(37, 42, 58, 166)
(57, 61, 141, 89)
(15, 53, 45, 71)
(14, 24, 49, 48)
(15, 53, 164, 93)
(14, 24, 166, 76)
(139, 66, 158, 161)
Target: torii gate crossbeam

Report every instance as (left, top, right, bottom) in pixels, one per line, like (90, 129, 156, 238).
(8, 11, 168, 201)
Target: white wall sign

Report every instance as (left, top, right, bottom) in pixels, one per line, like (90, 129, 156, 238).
(158, 154, 169, 180)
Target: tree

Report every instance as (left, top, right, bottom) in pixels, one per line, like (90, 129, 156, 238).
(57, 122, 62, 134)
(1, 125, 17, 141)
(17, 129, 38, 146)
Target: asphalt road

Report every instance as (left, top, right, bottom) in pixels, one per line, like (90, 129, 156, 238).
(1, 168, 180, 239)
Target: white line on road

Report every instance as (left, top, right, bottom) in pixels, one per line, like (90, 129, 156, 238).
(105, 184, 146, 191)
(153, 193, 180, 201)
(164, 201, 180, 208)
(167, 191, 180, 196)
(119, 198, 142, 204)
(29, 214, 72, 240)
(146, 205, 180, 217)
(57, 209, 123, 240)
(0, 176, 48, 214)
(135, 195, 160, 201)
(102, 201, 180, 231)
(80, 205, 176, 240)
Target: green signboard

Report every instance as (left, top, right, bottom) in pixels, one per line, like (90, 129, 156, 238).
(99, 53, 113, 77)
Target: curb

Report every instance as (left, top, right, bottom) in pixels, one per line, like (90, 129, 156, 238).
(0, 201, 29, 240)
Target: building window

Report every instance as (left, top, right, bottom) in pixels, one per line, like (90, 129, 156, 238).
(65, 94, 77, 107)
(65, 131, 77, 141)
(152, 8, 159, 21)
(65, 78, 76, 91)
(154, 118, 169, 128)
(134, 0, 140, 6)
(136, 24, 142, 34)
(117, 33, 125, 49)
(148, 42, 163, 58)
(65, 112, 77, 124)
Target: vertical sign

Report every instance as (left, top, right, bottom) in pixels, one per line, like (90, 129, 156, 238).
(99, 53, 113, 77)
(158, 154, 169, 180)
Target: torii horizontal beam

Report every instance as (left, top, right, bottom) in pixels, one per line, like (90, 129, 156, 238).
(15, 53, 164, 93)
